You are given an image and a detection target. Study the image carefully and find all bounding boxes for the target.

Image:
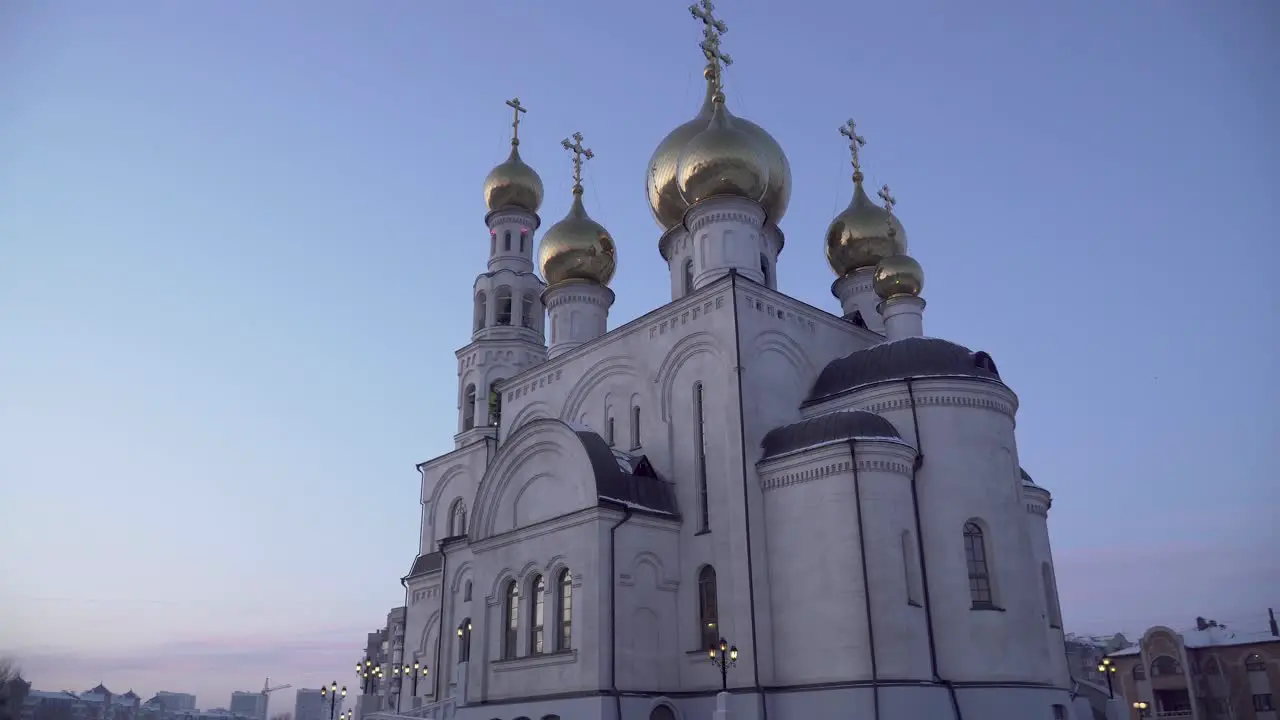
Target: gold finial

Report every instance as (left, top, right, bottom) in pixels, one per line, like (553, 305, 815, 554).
(505, 97, 527, 146)
(839, 119, 867, 183)
(690, 0, 732, 99)
(878, 184, 897, 238)
(561, 131, 594, 191)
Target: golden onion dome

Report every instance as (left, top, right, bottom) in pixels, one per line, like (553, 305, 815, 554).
(647, 67, 791, 229)
(676, 94, 769, 208)
(825, 180, 907, 277)
(873, 253, 925, 300)
(483, 141, 544, 214)
(537, 186, 617, 286)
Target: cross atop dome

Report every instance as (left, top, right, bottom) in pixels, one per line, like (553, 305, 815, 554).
(561, 131, 594, 191)
(839, 119, 867, 183)
(690, 0, 732, 96)
(505, 97, 527, 146)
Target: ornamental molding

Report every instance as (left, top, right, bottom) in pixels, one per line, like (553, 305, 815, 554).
(686, 208, 766, 235)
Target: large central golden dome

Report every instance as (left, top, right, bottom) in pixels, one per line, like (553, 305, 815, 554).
(646, 67, 790, 230)
(537, 186, 617, 287)
(677, 94, 768, 206)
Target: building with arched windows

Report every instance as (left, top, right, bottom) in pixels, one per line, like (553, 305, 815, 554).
(370, 6, 1080, 720)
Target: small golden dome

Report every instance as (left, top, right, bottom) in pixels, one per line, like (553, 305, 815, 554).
(483, 142, 544, 214)
(873, 253, 925, 300)
(676, 95, 769, 208)
(647, 68, 790, 229)
(537, 187, 617, 286)
(825, 180, 907, 277)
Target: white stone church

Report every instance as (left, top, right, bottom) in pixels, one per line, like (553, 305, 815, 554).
(380, 5, 1077, 720)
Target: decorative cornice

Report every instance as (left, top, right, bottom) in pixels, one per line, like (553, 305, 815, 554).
(541, 281, 615, 309)
(685, 207, 766, 235)
(485, 207, 541, 230)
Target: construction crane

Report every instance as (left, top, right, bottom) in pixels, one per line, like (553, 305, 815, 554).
(260, 677, 292, 720)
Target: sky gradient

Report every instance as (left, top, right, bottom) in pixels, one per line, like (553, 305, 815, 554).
(1, 0, 1277, 708)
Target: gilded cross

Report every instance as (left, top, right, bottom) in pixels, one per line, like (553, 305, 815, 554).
(839, 119, 867, 177)
(561, 132, 594, 187)
(506, 98, 527, 143)
(878, 184, 897, 238)
(690, 0, 732, 92)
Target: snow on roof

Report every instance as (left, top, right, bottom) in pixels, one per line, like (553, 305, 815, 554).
(1108, 627, 1280, 657)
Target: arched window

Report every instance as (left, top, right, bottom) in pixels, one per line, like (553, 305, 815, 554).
(464, 580, 473, 602)
(694, 382, 709, 532)
(495, 286, 513, 325)
(760, 254, 770, 286)
(456, 617, 472, 663)
(1041, 562, 1061, 628)
(520, 293, 535, 328)
(528, 574, 546, 654)
(503, 230, 512, 251)
(1245, 653, 1265, 671)
(902, 530, 922, 606)
(649, 706, 676, 720)
(488, 378, 505, 428)
(683, 258, 694, 295)
(631, 405, 641, 449)
(963, 522, 993, 608)
(607, 416, 616, 446)
(449, 499, 467, 537)
(519, 230, 526, 253)
(502, 581, 519, 659)
(462, 384, 476, 431)
(1133, 663, 1146, 680)
(474, 291, 487, 331)
(490, 232, 496, 255)
(1151, 656, 1181, 677)
(697, 565, 719, 651)
(556, 568, 572, 651)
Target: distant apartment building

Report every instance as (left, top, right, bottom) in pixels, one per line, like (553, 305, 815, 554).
(226, 695, 263, 720)
(147, 696, 194, 715)
(1106, 617, 1280, 719)
(292, 690, 341, 720)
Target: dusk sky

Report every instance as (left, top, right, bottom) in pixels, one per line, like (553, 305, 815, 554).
(1, 0, 1276, 709)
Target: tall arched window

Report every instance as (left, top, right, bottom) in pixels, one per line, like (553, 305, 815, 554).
(760, 254, 770, 286)
(631, 405, 641, 449)
(462, 384, 476, 430)
(556, 568, 572, 651)
(1245, 653, 1266, 671)
(694, 382, 709, 531)
(490, 233, 496, 255)
(503, 581, 519, 659)
(683, 258, 694, 295)
(697, 565, 719, 650)
(1151, 656, 1181, 677)
(963, 522, 993, 608)
(456, 617, 472, 662)
(529, 574, 546, 654)
(503, 230, 512, 251)
(474, 291, 487, 331)
(902, 530, 922, 606)
(495, 286, 513, 325)
(1042, 562, 1061, 627)
(464, 580, 473, 602)
(1133, 663, 1146, 680)
(488, 378, 505, 427)
(519, 230, 526, 253)
(449, 499, 467, 536)
(520, 293, 535, 328)
(607, 416, 616, 446)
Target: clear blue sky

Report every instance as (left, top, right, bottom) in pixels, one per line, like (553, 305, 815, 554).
(1, 0, 1276, 708)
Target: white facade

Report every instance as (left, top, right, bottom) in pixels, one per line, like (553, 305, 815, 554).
(381, 16, 1076, 720)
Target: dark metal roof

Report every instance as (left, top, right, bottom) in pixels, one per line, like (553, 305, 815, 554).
(1020, 467, 1034, 485)
(760, 411, 902, 460)
(807, 336, 1002, 403)
(574, 431, 679, 516)
(404, 551, 444, 580)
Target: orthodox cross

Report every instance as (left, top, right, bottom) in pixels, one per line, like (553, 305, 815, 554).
(878, 184, 897, 238)
(839, 119, 867, 179)
(561, 132, 594, 187)
(506, 98, 527, 144)
(690, 0, 732, 93)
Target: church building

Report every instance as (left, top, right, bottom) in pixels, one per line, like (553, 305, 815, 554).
(381, 4, 1075, 719)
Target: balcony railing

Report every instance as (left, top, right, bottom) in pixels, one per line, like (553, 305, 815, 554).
(367, 699, 455, 720)
(1155, 711, 1193, 718)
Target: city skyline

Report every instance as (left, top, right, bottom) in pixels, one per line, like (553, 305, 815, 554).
(2, 0, 1276, 707)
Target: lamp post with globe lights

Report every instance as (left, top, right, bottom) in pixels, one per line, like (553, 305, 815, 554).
(319, 683, 345, 720)
(708, 637, 738, 692)
(400, 661, 429, 708)
(356, 658, 383, 695)
(1098, 657, 1117, 698)
(1132, 700, 1149, 717)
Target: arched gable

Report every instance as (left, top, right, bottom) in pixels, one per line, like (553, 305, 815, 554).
(747, 329, 818, 386)
(655, 331, 727, 421)
(507, 400, 553, 436)
(471, 418, 601, 540)
(427, 464, 476, 545)
(560, 355, 644, 424)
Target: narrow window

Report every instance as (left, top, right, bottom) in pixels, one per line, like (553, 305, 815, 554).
(456, 618, 471, 663)
(496, 286, 513, 325)
(697, 565, 719, 650)
(607, 417, 615, 446)
(630, 405, 641, 448)
(490, 233, 496, 255)
(1133, 663, 1146, 680)
(474, 291, 487, 331)
(464, 581, 472, 602)
(683, 258, 694, 295)
(902, 530, 921, 606)
(1254, 695, 1276, 712)
(503, 581, 519, 659)
(1052, 705, 1067, 720)
(519, 230, 526, 253)
(695, 382, 709, 531)
(450, 499, 467, 536)
(1042, 562, 1061, 628)
(760, 254, 770, 286)
(964, 522, 993, 608)
(529, 574, 546, 654)
(488, 378, 504, 427)
(520, 294, 534, 328)
(503, 230, 511, 251)
(462, 384, 476, 431)
(556, 568, 572, 650)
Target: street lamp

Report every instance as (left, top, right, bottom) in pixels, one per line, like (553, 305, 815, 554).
(319, 682, 346, 720)
(1097, 657, 1117, 699)
(402, 661, 429, 706)
(1132, 701, 1149, 718)
(356, 658, 383, 695)
(707, 637, 739, 692)
(340, 712, 352, 720)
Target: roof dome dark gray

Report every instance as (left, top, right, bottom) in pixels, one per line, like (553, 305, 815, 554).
(761, 411, 902, 460)
(807, 336, 1002, 403)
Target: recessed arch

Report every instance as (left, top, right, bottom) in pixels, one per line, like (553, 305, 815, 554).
(655, 332, 725, 421)
(560, 355, 644, 423)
